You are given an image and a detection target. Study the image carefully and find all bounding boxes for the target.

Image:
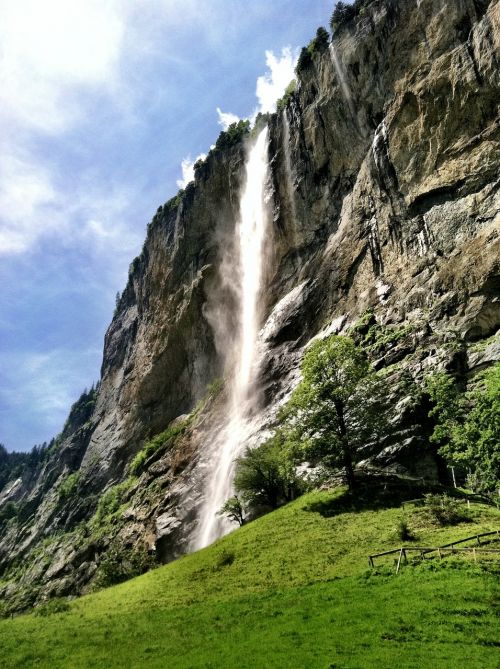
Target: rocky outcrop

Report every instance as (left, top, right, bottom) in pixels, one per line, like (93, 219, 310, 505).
(0, 0, 499, 612)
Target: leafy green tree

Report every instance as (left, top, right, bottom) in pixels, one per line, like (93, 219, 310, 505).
(426, 364, 500, 493)
(280, 335, 386, 490)
(233, 434, 302, 511)
(330, 2, 356, 33)
(217, 496, 245, 526)
(215, 120, 251, 151)
(296, 46, 313, 74)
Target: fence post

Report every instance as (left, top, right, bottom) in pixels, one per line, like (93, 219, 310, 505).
(396, 548, 404, 574)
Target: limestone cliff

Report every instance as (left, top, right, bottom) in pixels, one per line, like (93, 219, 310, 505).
(1, 0, 499, 611)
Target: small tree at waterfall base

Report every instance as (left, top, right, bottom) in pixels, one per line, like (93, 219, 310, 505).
(217, 496, 246, 526)
(279, 335, 387, 491)
(231, 436, 303, 514)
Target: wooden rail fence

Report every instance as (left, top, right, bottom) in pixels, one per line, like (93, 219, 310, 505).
(368, 530, 500, 573)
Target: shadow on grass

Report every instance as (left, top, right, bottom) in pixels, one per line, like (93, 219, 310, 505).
(303, 475, 445, 518)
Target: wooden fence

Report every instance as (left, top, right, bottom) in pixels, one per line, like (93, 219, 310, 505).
(368, 529, 500, 573)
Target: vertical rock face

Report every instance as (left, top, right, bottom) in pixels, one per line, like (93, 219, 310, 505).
(1, 0, 499, 608)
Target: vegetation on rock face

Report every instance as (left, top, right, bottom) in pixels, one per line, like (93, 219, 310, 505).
(296, 27, 330, 74)
(276, 80, 297, 111)
(330, 0, 373, 33)
(214, 119, 251, 151)
(60, 385, 98, 438)
(425, 364, 500, 493)
(58, 472, 82, 501)
(129, 418, 190, 475)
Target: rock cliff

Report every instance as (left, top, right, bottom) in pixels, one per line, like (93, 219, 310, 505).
(1, 0, 499, 611)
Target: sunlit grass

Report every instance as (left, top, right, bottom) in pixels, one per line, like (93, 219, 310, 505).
(1, 486, 499, 669)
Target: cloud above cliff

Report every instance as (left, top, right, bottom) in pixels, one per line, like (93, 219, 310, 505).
(177, 154, 207, 189)
(213, 46, 298, 135)
(256, 47, 297, 114)
(0, 0, 328, 450)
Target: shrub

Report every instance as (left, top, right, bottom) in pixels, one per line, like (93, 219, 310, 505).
(130, 419, 189, 475)
(421, 494, 469, 526)
(330, 2, 356, 33)
(0, 501, 18, 524)
(163, 189, 185, 214)
(34, 598, 70, 617)
(59, 472, 81, 500)
(215, 120, 251, 152)
(425, 364, 500, 493)
(213, 548, 235, 571)
(234, 434, 303, 511)
(276, 80, 297, 111)
(395, 518, 414, 542)
(94, 479, 135, 523)
(95, 544, 155, 588)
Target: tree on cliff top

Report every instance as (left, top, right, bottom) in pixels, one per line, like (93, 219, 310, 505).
(330, 2, 356, 33)
(279, 335, 387, 490)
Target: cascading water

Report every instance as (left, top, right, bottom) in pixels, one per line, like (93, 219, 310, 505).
(194, 126, 271, 549)
(282, 109, 302, 262)
(282, 109, 297, 227)
(328, 43, 357, 121)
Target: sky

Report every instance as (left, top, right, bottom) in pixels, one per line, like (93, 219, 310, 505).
(0, 0, 334, 452)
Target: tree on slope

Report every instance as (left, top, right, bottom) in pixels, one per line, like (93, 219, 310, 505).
(280, 335, 387, 490)
(233, 434, 303, 511)
(426, 363, 500, 493)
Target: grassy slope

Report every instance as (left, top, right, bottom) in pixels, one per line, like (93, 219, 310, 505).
(1, 486, 499, 669)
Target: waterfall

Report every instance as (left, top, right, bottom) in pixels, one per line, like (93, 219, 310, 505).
(329, 43, 357, 121)
(282, 110, 297, 227)
(194, 126, 271, 549)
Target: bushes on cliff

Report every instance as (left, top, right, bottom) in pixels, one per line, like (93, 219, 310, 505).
(214, 120, 250, 152)
(130, 418, 190, 475)
(276, 80, 297, 111)
(59, 472, 82, 500)
(330, 1, 374, 33)
(425, 364, 500, 493)
(296, 27, 330, 74)
(330, 2, 356, 32)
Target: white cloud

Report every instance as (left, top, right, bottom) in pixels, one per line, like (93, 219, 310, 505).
(0, 0, 125, 133)
(255, 47, 297, 114)
(0, 151, 57, 254)
(176, 153, 207, 189)
(216, 107, 240, 130)
(215, 46, 298, 130)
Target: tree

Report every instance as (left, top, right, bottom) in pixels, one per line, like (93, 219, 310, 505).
(426, 364, 500, 493)
(233, 434, 303, 511)
(217, 496, 245, 526)
(330, 2, 356, 33)
(314, 27, 330, 51)
(296, 46, 313, 74)
(280, 335, 386, 490)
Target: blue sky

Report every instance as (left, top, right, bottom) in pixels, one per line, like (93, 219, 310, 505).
(0, 0, 333, 452)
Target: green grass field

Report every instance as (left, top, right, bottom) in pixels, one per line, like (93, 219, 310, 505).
(1, 485, 499, 669)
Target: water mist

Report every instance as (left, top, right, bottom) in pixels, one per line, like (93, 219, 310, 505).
(195, 126, 271, 549)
